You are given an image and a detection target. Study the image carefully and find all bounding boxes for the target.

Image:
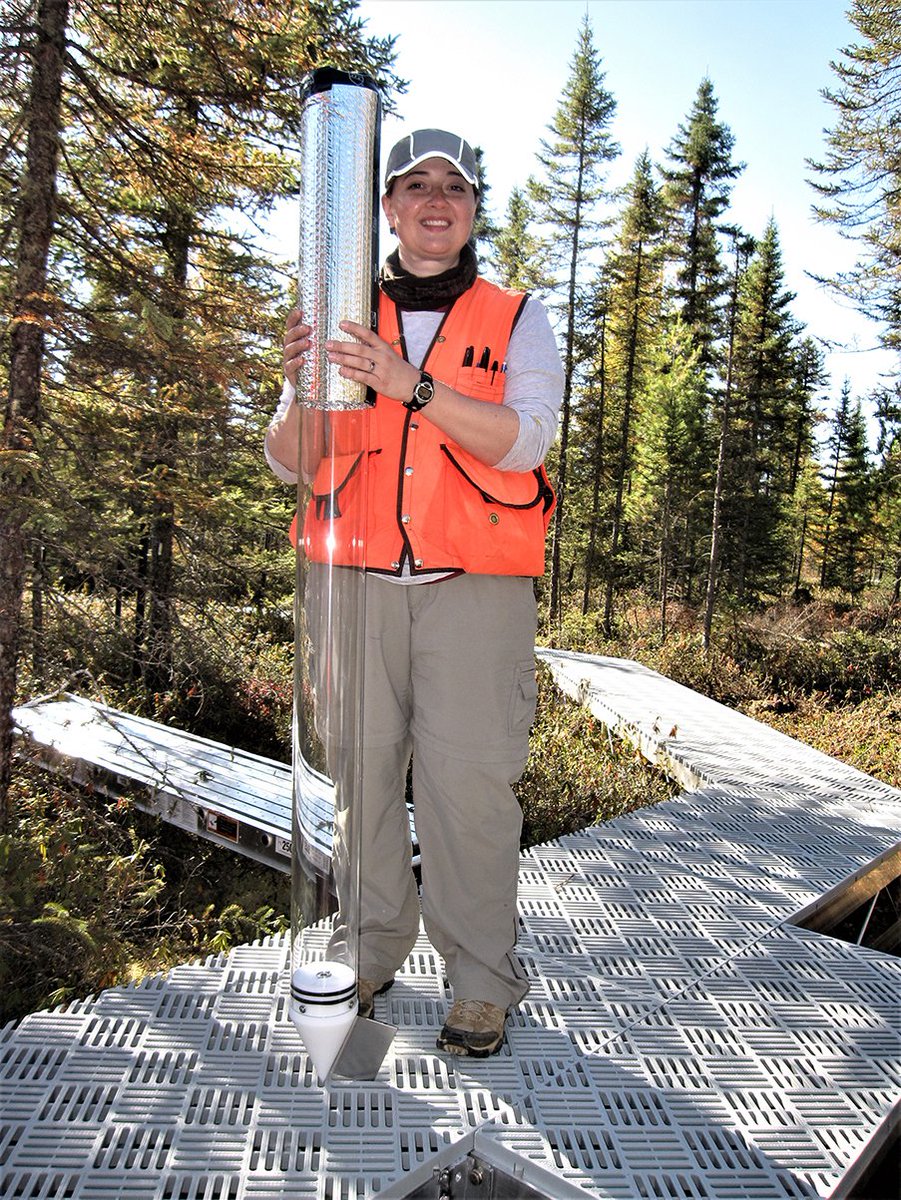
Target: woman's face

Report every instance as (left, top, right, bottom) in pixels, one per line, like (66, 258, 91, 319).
(381, 157, 477, 277)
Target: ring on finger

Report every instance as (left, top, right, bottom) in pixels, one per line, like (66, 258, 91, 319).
(369, 359, 376, 372)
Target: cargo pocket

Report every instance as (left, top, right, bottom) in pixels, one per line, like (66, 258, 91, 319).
(508, 658, 538, 740)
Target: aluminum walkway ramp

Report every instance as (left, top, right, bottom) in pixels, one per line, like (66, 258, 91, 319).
(13, 693, 418, 876)
(3, 653, 900, 1200)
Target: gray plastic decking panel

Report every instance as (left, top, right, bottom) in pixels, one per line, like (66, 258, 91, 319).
(3, 652, 899, 1199)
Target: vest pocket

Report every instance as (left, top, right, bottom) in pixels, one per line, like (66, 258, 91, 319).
(302, 450, 378, 565)
(310, 451, 365, 520)
(441, 445, 552, 511)
(439, 444, 555, 574)
(454, 365, 507, 403)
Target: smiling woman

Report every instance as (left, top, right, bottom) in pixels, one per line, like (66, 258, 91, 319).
(382, 157, 477, 276)
(265, 125, 564, 1059)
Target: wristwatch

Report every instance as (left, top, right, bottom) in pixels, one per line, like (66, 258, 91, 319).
(404, 370, 435, 412)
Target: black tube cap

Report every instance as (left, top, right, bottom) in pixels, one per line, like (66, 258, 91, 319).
(301, 67, 379, 101)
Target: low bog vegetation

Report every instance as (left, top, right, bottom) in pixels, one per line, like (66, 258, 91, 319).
(557, 592, 901, 789)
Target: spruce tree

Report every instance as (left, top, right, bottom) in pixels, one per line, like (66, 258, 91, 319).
(808, 0, 901, 355)
(702, 227, 754, 648)
(784, 339, 828, 597)
(490, 186, 551, 292)
(529, 14, 619, 626)
(790, 456, 827, 598)
(661, 78, 743, 370)
(787, 337, 829, 496)
(596, 151, 666, 631)
(826, 394, 873, 593)
(628, 320, 707, 639)
(820, 384, 873, 593)
(578, 269, 611, 616)
(723, 219, 801, 599)
(820, 379, 852, 587)
(471, 146, 500, 269)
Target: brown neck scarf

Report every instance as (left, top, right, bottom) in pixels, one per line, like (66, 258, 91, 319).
(379, 242, 478, 311)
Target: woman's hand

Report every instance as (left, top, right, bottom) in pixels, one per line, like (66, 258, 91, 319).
(284, 308, 312, 387)
(326, 318, 518, 465)
(326, 320, 419, 403)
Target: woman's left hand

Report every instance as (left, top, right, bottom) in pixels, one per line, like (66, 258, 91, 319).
(325, 320, 420, 403)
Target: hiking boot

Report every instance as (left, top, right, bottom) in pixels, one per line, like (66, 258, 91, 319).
(357, 977, 393, 1020)
(436, 999, 507, 1057)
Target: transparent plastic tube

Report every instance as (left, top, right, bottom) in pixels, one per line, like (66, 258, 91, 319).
(289, 70, 380, 1080)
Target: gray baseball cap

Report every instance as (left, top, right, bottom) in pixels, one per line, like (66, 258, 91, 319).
(384, 129, 478, 191)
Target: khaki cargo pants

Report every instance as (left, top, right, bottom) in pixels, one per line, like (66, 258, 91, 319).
(316, 571, 537, 1010)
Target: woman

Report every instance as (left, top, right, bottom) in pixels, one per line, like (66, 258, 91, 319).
(266, 128, 563, 1057)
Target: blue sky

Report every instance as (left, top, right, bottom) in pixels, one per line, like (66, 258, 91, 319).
(272, 0, 895, 414)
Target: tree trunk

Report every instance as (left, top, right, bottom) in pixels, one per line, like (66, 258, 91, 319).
(0, 0, 69, 824)
(136, 194, 192, 692)
(660, 478, 672, 642)
(31, 541, 45, 683)
(793, 511, 808, 595)
(603, 244, 643, 634)
(547, 151, 586, 633)
(820, 438, 842, 589)
(581, 311, 607, 616)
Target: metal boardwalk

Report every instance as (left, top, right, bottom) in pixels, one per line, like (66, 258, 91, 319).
(3, 652, 899, 1199)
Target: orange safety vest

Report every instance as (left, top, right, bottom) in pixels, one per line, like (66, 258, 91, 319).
(294, 277, 556, 577)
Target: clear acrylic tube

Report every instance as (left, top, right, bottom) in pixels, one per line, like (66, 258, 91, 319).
(289, 70, 380, 1076)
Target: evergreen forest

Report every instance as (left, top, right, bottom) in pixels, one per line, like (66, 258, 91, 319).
(1, 0, 899, 1020)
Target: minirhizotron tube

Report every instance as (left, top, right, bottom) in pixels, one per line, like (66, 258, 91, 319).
(289, 68, 380, 1083)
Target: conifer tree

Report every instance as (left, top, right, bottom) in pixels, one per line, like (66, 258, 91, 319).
(490, 186, 551, 292)
(819, 379, 852, 587)
(702, 227, 754, 648)
(596, 151, 665, 631)
(808, 0, 901, 355)
(628, 320, 707, 639)
(783, 339, 828, 597)
(529, 14, 619, 626)
(471, 146, 500, 269)
(661, 78, 743, 370)
(787, 337, 829, 496)
(790, 457, 827, 597)
(821, 389, 873, 593)
(578, 269, 611, 615)
(723, 219, 801, 598)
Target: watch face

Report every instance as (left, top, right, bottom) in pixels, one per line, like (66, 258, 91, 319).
(413, 374, 434, 403)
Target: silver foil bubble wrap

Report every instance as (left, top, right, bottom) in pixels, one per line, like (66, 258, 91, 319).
(297, 75, 380, 411)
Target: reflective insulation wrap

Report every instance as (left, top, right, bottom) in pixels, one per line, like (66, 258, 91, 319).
(290, 69, 381, 1080)
(296, 70, 381, 411)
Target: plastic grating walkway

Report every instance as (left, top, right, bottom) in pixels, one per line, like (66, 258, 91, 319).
(2, 653, 900, 1199)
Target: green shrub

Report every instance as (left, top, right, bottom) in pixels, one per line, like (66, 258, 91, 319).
(516, 665, 677, 847)
(0, 766, 289, 1025)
